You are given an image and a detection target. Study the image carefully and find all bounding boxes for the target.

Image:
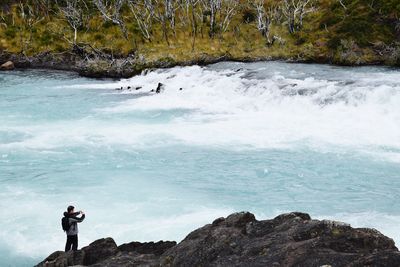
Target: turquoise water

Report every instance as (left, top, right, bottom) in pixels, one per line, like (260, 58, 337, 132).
(1, 63, 400, 266)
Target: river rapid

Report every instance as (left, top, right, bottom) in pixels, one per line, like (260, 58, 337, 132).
(0, 62, 400, 266)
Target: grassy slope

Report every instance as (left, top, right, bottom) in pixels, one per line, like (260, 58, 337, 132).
(0, 0, 399, 69)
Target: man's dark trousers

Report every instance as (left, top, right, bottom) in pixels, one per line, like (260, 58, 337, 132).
(65, 234, 78, 251)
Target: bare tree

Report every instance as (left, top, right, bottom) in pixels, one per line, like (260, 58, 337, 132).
(188, 0, 203, 49)
(282, 0, 314, 34)
(0, 11, 6, 29)
(128, 0, 154, 41)
(59, 0, 86, 46)
(176, 0, 202, 49)
(148, 0, 179, 45)
(201, 0, 239, 37)
(219, 0, 239, 33)
(129, 0, 169, 44)
(177, 0, 190, 27)
(31, 0, 53, 18)
(338, 0, 347, 10)
(19, 1, 44, 41)
(250, 0, 271, 43)
(93, 0, 128, 39)
(202, 0, 221, 37)
(164, 0, 177, 34)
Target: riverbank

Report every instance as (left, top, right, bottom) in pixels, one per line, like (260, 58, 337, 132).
(0, 50, 234, 78)
(1, 47, 399, 79)
(36, 211, 400, 267)
(1, 1, 399, 78)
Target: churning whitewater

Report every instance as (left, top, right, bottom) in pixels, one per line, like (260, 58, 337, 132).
(1, 62, 400, 266)
(61, 62, 400, 155)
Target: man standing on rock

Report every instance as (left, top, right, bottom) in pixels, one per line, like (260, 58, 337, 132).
(63, 205, 85, 252)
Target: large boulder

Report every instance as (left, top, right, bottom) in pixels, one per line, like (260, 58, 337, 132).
(0, 61, 14, 70)
(81, 237, 119, 265)
(66, 250, 85, 266)
(35, 251, 67, 267)
(161, 211, 400, 267)
(35, 250, 84, 267)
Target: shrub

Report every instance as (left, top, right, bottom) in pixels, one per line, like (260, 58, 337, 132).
(39, 29, 53, 45)
(4, 26, 17, 38)
(94, 33, 103, 41)
(242, 9, 256, 24)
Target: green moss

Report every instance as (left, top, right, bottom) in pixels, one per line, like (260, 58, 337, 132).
(39, 30, 53, 46)
(163, 255, 174, 265)
(299, 43, 316, 61)
(157, 56, 175, 65)
(54, 43, 66, 53)
(4, 26, 17, 38)
(93, 33, 104, 41)
(331, 228, 342, 236)
(102, 20, 115, 29)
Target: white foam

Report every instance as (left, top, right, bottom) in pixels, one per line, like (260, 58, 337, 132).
(3, 65, 400, 162)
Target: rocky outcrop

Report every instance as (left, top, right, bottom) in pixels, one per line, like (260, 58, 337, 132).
(36, 212, 400, 267)
(36, 239, 176, 267)
(162, 212, 400, 266)
(0, 60, 15, 70)
(81, 238, 119, 265)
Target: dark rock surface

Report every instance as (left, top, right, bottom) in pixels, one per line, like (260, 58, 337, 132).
(36, 212, 400, 267)
(118, 241, 177, 256)
(0, 51, 232, 78)
(82, 238, 119, 265)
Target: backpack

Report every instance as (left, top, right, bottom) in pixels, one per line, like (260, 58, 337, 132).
(61, 217, 70, 232)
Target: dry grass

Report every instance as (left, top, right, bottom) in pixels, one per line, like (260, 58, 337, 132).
(0, 1, 399, 66)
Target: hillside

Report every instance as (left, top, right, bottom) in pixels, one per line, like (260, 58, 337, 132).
(0, 0, 399, 77)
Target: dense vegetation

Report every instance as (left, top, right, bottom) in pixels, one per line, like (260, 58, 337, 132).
(0, 0, 399, 71)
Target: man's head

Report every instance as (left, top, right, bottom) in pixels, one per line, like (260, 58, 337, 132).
(67, 205, 75, 214)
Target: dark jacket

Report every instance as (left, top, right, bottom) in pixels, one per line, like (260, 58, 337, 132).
(63, 212, 85, 236)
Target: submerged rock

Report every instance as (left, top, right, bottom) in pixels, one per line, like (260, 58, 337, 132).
(156, 82, 164, 94)
(0, 61, 15, 70)
(36, 212, 400, 267)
